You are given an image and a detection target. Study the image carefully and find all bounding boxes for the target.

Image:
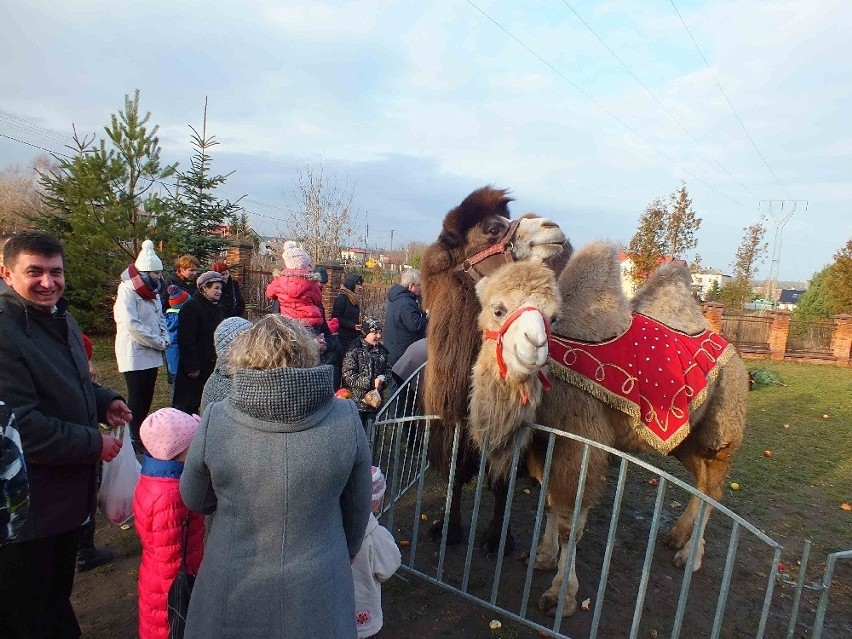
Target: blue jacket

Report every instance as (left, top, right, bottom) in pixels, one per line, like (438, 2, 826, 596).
(383, 284, 427, 368)
(165, 308, 180, 376)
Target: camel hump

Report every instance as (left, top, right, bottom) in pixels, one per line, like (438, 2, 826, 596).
(557, 241, 622, 291)
(632, 261, 707, 334)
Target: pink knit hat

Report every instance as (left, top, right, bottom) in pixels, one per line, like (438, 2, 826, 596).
(282, 240, 312, 270)
(140, 408, 201, 461)
(371, 466, 386, 511)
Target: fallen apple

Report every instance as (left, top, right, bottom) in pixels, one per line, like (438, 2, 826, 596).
(730, 482, 741, 491)
(822, 414, 830, 419)
(841, 503, 852, 511)
(488, 620, 502, 630)
(763, 450, 772, 457)
(777, 562, 785, 572)
(648, 478, 659, 487)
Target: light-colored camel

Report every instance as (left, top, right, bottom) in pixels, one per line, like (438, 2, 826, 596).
(469, 242, 748, 616)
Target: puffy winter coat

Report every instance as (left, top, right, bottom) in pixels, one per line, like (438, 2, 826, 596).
(265, 270, 324, 328)
(133, 455, 204, 639)
(382, 284, 427, 368)
(341, 338, 393, 413)
(114, 273, 168, 373)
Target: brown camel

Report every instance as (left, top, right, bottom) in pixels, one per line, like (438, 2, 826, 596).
(421, 186, 570, 551)
(469, 242, 748, 616)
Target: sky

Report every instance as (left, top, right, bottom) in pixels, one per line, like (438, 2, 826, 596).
(1, 0, 849, 282)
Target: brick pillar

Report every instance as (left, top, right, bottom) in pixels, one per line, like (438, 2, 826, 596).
(767, 310, 791, 361)
(226, 241, 254, 286)
(319, 262, 344, 317)
(830, 314, 852, 367)
(701, 302, 724, 334)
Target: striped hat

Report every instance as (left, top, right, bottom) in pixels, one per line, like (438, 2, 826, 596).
(168, 285, 190, 308)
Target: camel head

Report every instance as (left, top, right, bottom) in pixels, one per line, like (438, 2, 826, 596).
(475, 260, 562, 383)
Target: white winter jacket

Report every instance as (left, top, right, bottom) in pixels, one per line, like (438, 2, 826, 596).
(113, 277, 168, 373)
(351, 513, 402, 638)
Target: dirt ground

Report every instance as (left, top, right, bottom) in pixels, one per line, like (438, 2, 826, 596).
(74, 459, 850, 639)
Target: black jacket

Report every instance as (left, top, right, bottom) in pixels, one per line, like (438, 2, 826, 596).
(332, 292, 361, 353)
(0, 281, 121, 541)
(341, 338, 393, 413)
(219, 277, 245, 318)
(172, 292, 224, 414)
(383, 284, 428, 367)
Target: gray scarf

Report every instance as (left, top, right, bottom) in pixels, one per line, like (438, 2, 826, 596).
(229, 365, 335, 424)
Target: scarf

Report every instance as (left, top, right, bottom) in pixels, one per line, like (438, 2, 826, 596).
(340, 286, 360, 306)
(126, 264, 159, 300)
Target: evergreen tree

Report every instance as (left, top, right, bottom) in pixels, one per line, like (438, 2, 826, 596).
(793, 267, 834, 321)
(164, 99, 244, 265)
(35, 91, 174, 332)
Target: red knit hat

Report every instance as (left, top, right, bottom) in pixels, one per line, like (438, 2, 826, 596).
(81, 334, 93, 361)
(211, 262, 229, 273)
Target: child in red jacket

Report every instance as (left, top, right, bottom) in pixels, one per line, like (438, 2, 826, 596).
(133, 408, 205, 639)
(265, 240, 324, 329)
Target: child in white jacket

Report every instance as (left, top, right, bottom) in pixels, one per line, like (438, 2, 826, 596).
(351, 466, 402, 638)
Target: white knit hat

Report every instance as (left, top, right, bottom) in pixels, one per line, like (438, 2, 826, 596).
(135, 239, 163, 272)
(282, 240, 312, 270)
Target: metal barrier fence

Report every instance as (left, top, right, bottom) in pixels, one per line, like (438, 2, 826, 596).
(371, 365, 851, 638)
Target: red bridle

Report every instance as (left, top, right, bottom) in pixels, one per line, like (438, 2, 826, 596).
(483, 305, 553, 404)
(458, 219, 523, 282)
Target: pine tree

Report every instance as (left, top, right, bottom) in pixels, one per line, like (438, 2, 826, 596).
(793, 267, 834, 321)
(824, 238, 852, 314)
(35, 91, 174, 332)
(164, 99, 244, 265)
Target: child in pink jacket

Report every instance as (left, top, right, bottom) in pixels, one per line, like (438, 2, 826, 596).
(133, 408, 205, 639)
(265, 240, 324, 328)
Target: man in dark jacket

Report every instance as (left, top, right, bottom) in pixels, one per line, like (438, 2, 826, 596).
(172, 270, 225, 415)
(0, 231, 131, 638)
(383, 269, 428, 368)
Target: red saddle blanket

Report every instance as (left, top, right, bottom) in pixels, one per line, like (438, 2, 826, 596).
(547, 313, 735, 453)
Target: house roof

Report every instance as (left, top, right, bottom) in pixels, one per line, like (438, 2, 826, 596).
(778, 289, 806, 304)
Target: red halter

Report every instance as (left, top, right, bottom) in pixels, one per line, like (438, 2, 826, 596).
(458, 219, 523, 282)
(483, 305, 553, 404)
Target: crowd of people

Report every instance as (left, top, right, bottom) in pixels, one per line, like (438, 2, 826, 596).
(0, 230, 432, 638)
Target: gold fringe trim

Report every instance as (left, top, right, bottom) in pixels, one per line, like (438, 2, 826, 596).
(548, 341, 736, 455)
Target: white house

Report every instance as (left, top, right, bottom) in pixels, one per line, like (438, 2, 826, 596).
(691, 268, 732, 299)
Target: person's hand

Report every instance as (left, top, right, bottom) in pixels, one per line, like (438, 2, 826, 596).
(100, 433, 122, 462)
(105, 399, 132, 429)
(354, 324, 361, 332)
(188, 370, 200, 379)
(374, 376, 384, 390)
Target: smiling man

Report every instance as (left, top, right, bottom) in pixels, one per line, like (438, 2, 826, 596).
(0, 230, 132, 639)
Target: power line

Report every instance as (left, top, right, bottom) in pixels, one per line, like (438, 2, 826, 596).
(559, 0, 762, 202)
(668, 0, 792, 199)
(463, 0, 752, 210)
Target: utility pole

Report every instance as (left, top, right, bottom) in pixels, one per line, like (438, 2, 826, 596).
(760, 199, 808, 306)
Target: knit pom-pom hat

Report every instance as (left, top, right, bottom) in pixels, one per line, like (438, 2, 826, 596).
(282, 240, 312, 271)
(140, 407, 201, 461)
(361, 316, 382, 335)
(213, 316, 252, 357)
(135, 239, 163, 272)
(167, 285, 190, 308)
(371, 466, 386, 510)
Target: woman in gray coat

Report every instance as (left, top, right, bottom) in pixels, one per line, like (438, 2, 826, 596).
(180, 314, 372, 638)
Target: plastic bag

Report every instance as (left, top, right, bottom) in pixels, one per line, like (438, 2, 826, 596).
(98, 425, 141, 525)
(363, 389, 383, 409)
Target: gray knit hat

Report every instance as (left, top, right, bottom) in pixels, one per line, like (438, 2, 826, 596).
(214, 317, 252, 357)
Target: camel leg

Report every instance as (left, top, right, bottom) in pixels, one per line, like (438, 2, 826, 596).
(534, 507, 559, 571)
(430, 475, 465, 545)
(538, 508, 588, 617)
(665, 442, 734, 571)
(481, 477, 515, 555)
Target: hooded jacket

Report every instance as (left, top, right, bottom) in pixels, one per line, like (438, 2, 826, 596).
(265, 270, 324, 328)
(382, 284, 428, 368)
(114, 267, 169, 373)
(133, 456, 204, 639)
(0, 281, 121, 541)
(332, 273, 363, 352)
(180, 365, 372, 638)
